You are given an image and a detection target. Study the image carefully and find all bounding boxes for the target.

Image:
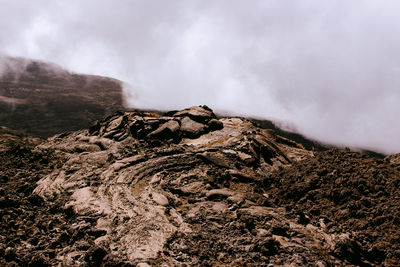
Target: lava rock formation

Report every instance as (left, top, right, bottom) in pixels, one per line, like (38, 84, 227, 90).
(0, 106, 399, 266)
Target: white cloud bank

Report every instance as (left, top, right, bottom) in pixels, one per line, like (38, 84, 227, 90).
(1, 0, 400, 153)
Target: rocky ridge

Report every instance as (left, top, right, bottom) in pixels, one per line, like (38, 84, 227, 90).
(0, 106, 399, 266)
(0, 56, 124, 137)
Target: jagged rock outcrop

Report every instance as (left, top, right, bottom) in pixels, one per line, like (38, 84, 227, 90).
(88, 105, 220, 143)
(32, 106, 309, 265)
(1, 106, 399, 266)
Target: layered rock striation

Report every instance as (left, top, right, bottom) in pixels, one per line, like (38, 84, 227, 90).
(0, 106, 399, 266)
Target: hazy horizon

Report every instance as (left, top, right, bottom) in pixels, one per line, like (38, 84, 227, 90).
(1, 0, 400, 154)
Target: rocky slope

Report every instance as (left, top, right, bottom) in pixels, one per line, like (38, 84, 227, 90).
(0, 106, 399, 266)
(0, 56, 124, 137)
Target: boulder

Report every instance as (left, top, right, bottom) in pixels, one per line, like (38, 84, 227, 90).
(152, 192, 169, 206)
(208, 119, 223, 130)
(180, 117, 208, 138)
(173, 105, 215, 123)
(89, 120, 101, 135)
(147, 120, 180, 140)
(105, 116, 124, 132)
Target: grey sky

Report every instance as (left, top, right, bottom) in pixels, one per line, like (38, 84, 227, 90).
(1, 0, 400, 153)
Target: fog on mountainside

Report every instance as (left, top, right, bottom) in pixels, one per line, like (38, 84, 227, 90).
(0, 56, 124, 137)
(1, 1, 400, 153)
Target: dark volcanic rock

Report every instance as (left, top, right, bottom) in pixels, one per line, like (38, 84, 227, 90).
(173, 105, 215, 123)
(91, 106, 220, 144)
(265, 149, 400, 266)
(147, 120, 180, 140)
(1, 106, 399, 266)
(179, 116, 209, 138)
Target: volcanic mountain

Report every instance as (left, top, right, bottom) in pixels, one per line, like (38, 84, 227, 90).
(0, 58, 399, 266)
(0, 56, 124, 137)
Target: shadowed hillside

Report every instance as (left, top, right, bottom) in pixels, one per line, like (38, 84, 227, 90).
(0, 56, 124, 137)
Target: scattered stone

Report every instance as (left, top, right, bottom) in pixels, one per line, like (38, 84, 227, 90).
(251, 238, 280, 256)
(228, 169, 257, 182)
(84, 246, 107, 266)
(1, 106, 398, 266)
(179, 117, 208, 138)
(89, 120, 101, 135)
(152, 192, 169, 206)
(180, 182, 205, 194)
(87, 228, 107, 238)
(150, 173, 162, 184)
(137, 262, 151, 267)
(208, 119, 223, 130)
(227, 194, 245, 205)
(332, 235, 362, 264)
(105, 116, 125, 132)
(173, 105, 215, 123)
(147, 120, 180, 140)
(206, 188, 234, 200)
(198, 151, 234, 168)
(271, 221, 290, 237)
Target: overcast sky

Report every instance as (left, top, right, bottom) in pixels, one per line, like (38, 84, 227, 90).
(1, 0, 400, 153)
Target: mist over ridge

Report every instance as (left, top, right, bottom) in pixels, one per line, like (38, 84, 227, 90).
(1, 0, 400, 153)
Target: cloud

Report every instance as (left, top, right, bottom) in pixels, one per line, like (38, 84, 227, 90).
(1, 0, 400, 153)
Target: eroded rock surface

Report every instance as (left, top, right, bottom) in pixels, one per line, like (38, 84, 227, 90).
(1, 106, 399, 266)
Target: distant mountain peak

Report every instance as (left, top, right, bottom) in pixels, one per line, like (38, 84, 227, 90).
(0, 56, 124, 137)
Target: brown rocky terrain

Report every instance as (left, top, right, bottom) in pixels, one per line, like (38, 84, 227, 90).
(0, 56, 124, 137)
(0, 105, 399, 266)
